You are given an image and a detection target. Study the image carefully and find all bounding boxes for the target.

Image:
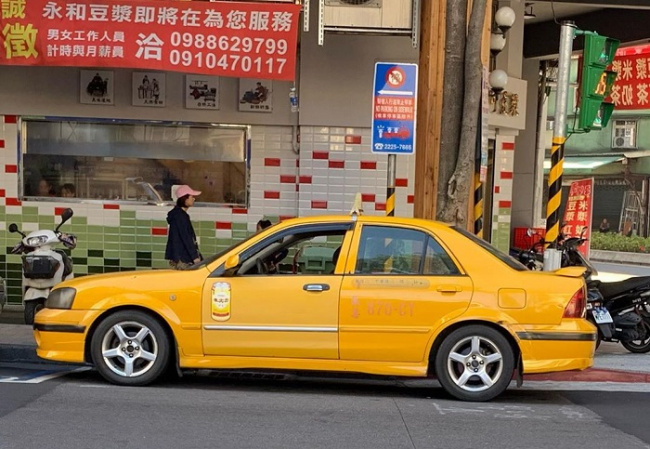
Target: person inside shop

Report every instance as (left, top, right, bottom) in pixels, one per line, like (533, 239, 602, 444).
(60, 183, 76, 198)
(37, 179, 55, 197)
(256, 219, 288, 273)
(165, 185, 202, 270)
(599, 218, 611, 233)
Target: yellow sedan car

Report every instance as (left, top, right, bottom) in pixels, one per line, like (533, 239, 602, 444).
(34, 215, 596, 401)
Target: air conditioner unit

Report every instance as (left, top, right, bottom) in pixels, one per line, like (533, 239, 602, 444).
(323, 0, 412, 31)
(612, 120, 637, 149)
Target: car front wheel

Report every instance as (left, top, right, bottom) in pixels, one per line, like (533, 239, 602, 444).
(90, 310, 170, 386)
(434, 325, 514, 402)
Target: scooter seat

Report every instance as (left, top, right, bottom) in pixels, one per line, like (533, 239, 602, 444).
(598, 276, 650, 300)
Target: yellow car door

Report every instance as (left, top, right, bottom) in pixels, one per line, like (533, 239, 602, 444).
(201, 221, 355, 359)
(339, 223, 473, 363)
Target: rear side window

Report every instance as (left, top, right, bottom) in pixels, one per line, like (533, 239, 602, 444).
(424, 238, 460, 275)
(354, 225, 459, 275)
(451, 226, 527, 271)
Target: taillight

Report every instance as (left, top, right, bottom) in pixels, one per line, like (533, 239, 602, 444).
(563, 287, 586, 318)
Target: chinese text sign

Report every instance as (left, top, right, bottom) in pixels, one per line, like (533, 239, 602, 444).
(371, 62, 418, 155)
(562, 178, 594, 258)
(0, 0, 300, 81)
(609, 53, 650, 110)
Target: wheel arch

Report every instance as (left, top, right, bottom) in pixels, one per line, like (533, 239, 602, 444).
(84, 305, 179, 372)
(427, 319, 521, 377)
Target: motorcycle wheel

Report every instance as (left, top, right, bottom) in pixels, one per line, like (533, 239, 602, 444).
(24, 299, 45, 325)
(621, 318, 650, 353)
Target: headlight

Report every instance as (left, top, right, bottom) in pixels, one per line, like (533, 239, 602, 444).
(26, 235, 48, 247)
(45, 287, 76, 309)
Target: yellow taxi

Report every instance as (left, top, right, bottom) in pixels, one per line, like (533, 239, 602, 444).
(34, 215, 596, 401)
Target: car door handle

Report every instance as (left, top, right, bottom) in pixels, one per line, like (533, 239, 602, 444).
(303, 284, 330, 292)
(436, 285, 461, 293)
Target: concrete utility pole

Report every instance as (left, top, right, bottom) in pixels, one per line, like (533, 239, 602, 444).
(544, 20, 575, 270)
(413, 0, 446, 220)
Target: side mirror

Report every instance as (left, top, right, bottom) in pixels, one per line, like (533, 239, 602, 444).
(8, 223, 18, 233)
(61, 208, 74, 222)
(56, 208, 74, 232)
(224, 254, 240, 271)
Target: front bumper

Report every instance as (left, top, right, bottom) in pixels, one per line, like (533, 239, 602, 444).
(515, 319, 597, 374)
(33, 308, 98, 364)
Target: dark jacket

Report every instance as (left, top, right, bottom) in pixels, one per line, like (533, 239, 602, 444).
(165, 206, 200, 264)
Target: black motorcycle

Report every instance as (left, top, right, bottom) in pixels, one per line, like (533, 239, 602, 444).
(587, 277, 650, 352)
(516, 229, 650, 352)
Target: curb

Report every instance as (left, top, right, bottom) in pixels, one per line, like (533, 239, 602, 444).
(526, 368, 650, 383)
(0, 343, 40, 364)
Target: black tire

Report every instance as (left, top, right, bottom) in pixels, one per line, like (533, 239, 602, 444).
(621, 318, 650, 354)
(434, 325, 515, 402)
(24, 299, 45, 325)
(90, 310, 170, 386)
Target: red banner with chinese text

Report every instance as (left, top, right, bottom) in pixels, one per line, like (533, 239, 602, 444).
(610, 53, 650, 110)
(0, 0, 300, 81)
(561, 178, 594, 259)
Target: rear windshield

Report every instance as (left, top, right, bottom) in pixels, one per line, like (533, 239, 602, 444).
(451, 226, 527, 271)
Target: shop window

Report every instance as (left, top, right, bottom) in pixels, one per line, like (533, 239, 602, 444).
(20, 119, 248, 206)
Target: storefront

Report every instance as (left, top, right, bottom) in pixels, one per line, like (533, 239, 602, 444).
(0, 0, 429, 303)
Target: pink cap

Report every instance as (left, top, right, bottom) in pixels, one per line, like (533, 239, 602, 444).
(175, 185, 201, 198)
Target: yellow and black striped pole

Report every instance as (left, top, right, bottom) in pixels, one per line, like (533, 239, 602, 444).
(545, 136, 565, 246)
(545, 21, 575, 252)
(473, 172, 483, 238)
(386, 154, 396, 216)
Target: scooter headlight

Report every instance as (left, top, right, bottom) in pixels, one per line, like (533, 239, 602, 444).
(26, 235, 48, 247)
(45, 287, 76, 310)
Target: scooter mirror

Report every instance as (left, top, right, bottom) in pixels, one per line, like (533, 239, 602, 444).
(61, 208, 74, 222)
(8, 223, 18, 233)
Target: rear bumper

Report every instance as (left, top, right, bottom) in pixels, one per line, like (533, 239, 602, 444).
(515, 320, 597, 374)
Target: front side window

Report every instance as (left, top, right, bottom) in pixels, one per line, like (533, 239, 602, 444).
(21, 119, 248, 205)
(236, 225, 350, 276)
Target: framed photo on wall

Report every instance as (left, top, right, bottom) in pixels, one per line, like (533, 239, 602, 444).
(238, 79, 272, 113)
(185, 75, 220, 110)
(80, 70, 114, 105)
(132, 72, 166, 107)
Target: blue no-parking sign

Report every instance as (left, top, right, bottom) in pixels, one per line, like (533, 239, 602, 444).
(371, 62, 418, 155)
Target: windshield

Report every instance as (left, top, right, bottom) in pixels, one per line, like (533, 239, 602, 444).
(451, 226, 527, 271)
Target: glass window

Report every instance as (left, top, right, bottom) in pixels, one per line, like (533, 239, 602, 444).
(21, 119, 248, 205)
(238, 228, 347, 276)
(424, 238, 460, 275)
(355, 226, 428, 275)
(451, 226, 527, 271)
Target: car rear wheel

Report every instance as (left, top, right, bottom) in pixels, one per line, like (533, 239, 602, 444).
(434, 325, 514, 402)
(91, 310, 170, 386)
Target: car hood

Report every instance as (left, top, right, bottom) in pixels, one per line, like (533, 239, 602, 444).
(60, 267, 209, 292)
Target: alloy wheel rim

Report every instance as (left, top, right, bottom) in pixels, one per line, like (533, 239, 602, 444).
(101, 321, 158, 378)
(446, 335, 504, 392)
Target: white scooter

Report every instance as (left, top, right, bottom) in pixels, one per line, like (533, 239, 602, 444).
(9, 208, 77, 324)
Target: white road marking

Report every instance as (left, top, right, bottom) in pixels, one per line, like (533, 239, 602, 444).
(0, 367, 90, 384)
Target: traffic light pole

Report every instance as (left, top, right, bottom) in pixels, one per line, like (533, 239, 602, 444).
(544, 20, 575, 270)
